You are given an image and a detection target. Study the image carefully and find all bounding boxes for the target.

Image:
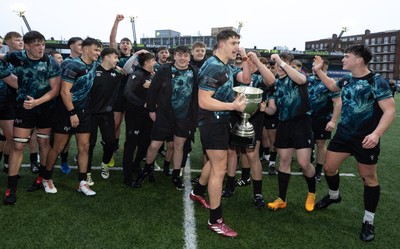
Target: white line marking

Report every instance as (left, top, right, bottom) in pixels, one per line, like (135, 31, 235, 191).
(183, 157, 197, 249)
(20, 164, 356, 177)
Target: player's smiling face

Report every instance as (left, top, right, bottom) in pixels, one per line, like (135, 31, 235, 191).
(174, 51, 190, 69)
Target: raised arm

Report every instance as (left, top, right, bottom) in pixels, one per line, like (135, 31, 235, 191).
(235, 47, 251, 84)
(109, 14, 124, 50)
(313, 56, 340, 92)
(248, 52, 275, 86)
(271, 54, 306, 84)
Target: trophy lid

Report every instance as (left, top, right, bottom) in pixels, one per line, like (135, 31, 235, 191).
(233, 86, 263, 95)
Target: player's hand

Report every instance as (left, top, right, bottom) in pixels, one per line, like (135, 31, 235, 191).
(313, 56, 324, 72)
(270, 54, 282, 64)
(233, 93, 247, 112)
(115, 14, 124, 22)
(259, 101, 266, 112)
(70, 115, 79, 128)
(325, 120, 336, 132)
(362, 133, 379, 149)
(143, 80, 151, 88)
(23, 96, 36, 110)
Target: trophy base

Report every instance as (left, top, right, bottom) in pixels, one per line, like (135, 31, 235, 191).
(230, 132, 256, 149)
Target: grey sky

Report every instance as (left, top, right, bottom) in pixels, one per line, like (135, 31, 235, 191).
(1, 0, 399, 50)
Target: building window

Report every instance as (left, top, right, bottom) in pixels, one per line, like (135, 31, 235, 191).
(389, 64, 394, 70)
(384, 37, 389, 44)
(365, 39, 369, 45)
(382, 64, 387, 70)
(370, 47, 375, 53)
(389, 73, 393, 79)
(370, 64, 374, 70)
(312, 44, 315, 49)
(371, 38, 375, 45)
(376, 64, 381, 70)
(357, 36, 362, 41)
(391, 36, 396, 43)
(381, 72, 386, 78)
(383, 46, 388, 52)
(390, 54, 395, 61)
(377, 37, 382, 44)
(383, 55, 387, 61)
(376, 55, 381, 62)
(390, 45, 395, 52)
(349, 37, 355, 41)
(377, 46, 381, 53)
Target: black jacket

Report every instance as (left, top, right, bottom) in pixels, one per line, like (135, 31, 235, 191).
(124, 67, 153, 114)
(147, 63, 199, 131)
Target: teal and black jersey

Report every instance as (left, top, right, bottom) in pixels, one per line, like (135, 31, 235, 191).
(198, 55, 239, 125)
(117, 54, 131, 68)
(4, 51, 61, 107)
(336, 72, 392, 139)
(171, 66, 194, 120)
(61, 57, 98, 109)
(307, 75, 340, 120)
(0, 60, 13, 102)
(273, 75, 310, 121)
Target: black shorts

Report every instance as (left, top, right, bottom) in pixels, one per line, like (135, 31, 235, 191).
(328, 133, 380, 165)
(14, 104, 54, 129)
(53, 105, 91, 134)
(200, 122, 230, 150)
(264, 113, 279, 129)
(312, 117, 332, 140)
(0, 101, 15, 120)
(151, 112, 191, 141)
(275, 115, 313, 149)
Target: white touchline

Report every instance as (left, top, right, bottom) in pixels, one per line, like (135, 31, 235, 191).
(182, 158, 198, 249)
(21, 164, 356, 177)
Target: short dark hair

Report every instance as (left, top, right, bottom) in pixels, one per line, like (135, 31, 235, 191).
(345, 44, 372, 64)
(138, 52, 155, 67)
(120, 37, 132, 44)
(216, 30, 240, 44)
(191, 41, 206, 49)
(278, 52, 294, 63)
(67, 37, 83, 47)
(81, 37, 102, 48)
(4, 31, 22, 42)
(49, 50, 61, 57)
(174, 46, 190, 54)
(157, 46, 168, 53)
(23, 31, 45, 44)
(101, 47, 119, 58)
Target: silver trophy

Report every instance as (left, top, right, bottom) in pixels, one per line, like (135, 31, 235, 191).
(230, 86, 263, 148)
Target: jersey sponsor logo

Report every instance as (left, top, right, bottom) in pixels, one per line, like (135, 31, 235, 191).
(111, 72, 116, 77)
(64, 126, 71, 132)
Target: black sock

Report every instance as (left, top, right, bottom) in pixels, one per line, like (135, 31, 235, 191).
(226, 176, 236, 190)
(364, 185, 380, 213)
(78, 173, 86, 182)
(242, 168, 250, 180)
(144, 163, 153, 171)
(209, 206, 222, 224)
(61, 152, 69, 163)
(4, 154, 9, 165)
(8, 175, 19, 189)
(43, 169, 52, 180)
(0, 151, 3, 162)
(326, 173, 340, 191)
(30, 153, 38, 163)
(263, 147, 270, 156)
(304, 174, 316, 193)
(316, 163, 323, 174)
(172, 169, 180, 179)
(253, 179, 262, 197)
(38, 165, 46, 177)
(270, 151, 277, 162)
(278, 171, 291, 201)
(193, 182, 207, 196)
(164, 160, 170, 169)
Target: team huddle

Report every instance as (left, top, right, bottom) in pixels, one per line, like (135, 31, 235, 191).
(0, 14, 395, 242)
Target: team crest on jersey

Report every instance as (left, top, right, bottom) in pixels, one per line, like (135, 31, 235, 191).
(131, 75, 136, 80)
(96, 71, 102, 77)
(343, 80, 349, 87)
(111, 72, 116, 77)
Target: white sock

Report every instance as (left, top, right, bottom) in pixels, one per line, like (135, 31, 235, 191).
(328, 189, 339, 199)
(363, 210, 375, 225)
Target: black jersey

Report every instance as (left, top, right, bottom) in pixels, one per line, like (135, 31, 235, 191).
(88, 65, 124, 113)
